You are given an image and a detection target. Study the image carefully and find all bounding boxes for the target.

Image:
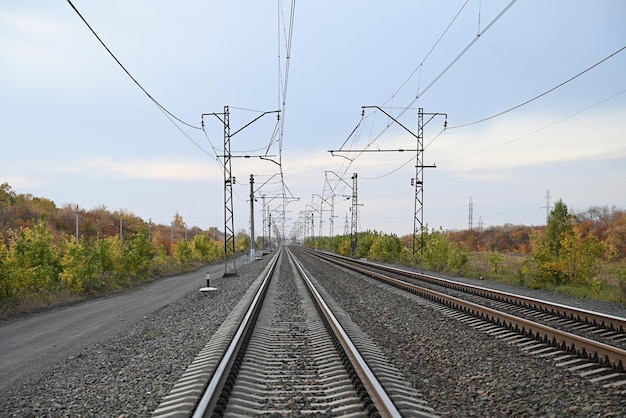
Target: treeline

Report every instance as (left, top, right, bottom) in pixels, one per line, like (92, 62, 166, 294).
(305, 227, 469, 272)
(0, 183, 251, 316)
(306, 201, 626, 298)
(447, 205, 626, 260)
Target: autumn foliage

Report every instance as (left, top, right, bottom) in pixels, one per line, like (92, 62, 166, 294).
(0, 183, 248, 317)
(306, 200, 626, 302)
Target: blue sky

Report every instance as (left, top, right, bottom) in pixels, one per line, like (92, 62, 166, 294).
(1, 1, 625, 238)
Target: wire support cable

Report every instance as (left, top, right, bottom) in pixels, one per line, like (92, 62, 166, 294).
(384, 0, 471, 105)
(66, 0, 201, 131)
(441, 88, 626, 164)
(335, 0, 516, 169)
(448, 45, 626, 130)
(360, 155, 416, 180)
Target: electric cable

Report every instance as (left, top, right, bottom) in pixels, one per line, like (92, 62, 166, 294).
(66, 0, 201, 131)
(335, 0, 517, 167)
(440, 88, 626, 164)
(360, 155, 416, 180)
(448, 45, 626, 129)
(383, 0, 470, 105)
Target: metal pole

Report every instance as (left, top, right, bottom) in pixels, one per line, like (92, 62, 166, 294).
(74, 204, 79, 243)
(223, 106, 237, 277)
(249, 174, 256, 261)
(413, 109, 424, 271)
(350, 173, 358, 258)
(268, 213, 272, 250)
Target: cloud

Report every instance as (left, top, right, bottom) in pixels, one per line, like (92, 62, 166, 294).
(0, 175, 45, 189)
(71, 158, 220, 181)
(1, 157, 221, 183)
(429, 108, 626, 177)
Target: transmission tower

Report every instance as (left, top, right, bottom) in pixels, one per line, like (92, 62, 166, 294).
(469, 196, 474, 231)
(542, 190, 552, 225)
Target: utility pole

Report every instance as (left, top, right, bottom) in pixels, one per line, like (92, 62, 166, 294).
(223, 106, 236, 276)
(74, 204, 79, 243)
(261, 195, 266, 251)
(412, 108, 446, 271)
(249, 174, 256, 262)
(330, 107, 446, 268)
(324, 170, 353, 240)
(202, 106, 279, 277)
(311, 212, 315, 248)
(350, 173, 358, 258)
(268, 213, 272, 250)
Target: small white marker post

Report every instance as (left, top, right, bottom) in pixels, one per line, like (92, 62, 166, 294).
(199, 272, 218, 292)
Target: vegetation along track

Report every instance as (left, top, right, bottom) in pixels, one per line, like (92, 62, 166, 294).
(307, 249, 626, 390)
(152, 247, 436, 417)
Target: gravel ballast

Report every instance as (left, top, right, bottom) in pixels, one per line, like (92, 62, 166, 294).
(296, 249, 626, 417)
(1, 258, 270, 417)
(2, 248, 626, 417)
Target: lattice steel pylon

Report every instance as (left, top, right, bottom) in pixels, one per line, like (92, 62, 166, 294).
(350, 173, 358, 258)
(413, 109, 424, 270)
(412, 108, 446, 271)
(222, 106, 237, 276)
(202, 106, 280, 277)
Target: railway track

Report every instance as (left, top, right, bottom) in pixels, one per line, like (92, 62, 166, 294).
(303, 248, 626, 389)
(152, 247, 436, 417)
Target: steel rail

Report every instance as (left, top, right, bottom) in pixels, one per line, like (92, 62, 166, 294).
(315, 250, 626, 333)
(286, 247, 402, 418)
(192, 249, 280, 418)
(310, 250, 626, 371)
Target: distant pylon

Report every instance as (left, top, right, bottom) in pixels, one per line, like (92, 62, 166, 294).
(468, 196, 474, 231)
(542, 190, 552, 225)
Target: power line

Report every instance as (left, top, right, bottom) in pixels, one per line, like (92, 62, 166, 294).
(66, 0, 201, 131)
(360, 155, 415, 180)
(448, 45, 626, 129)
(440, 88, 626, 164)
(383, 0, 471, 105)
(334, 0, 517, 168)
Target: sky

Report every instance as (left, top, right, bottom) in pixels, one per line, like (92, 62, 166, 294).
(1, 1, 625, 239)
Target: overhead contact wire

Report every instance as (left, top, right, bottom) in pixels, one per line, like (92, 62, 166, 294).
(340, 0, 517, 165)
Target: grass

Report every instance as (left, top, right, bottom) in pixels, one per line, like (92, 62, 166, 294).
(461, 252, 626, 308)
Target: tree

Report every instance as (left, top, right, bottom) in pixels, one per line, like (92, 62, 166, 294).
(124, 227, 154, 278)
(545, 200, 573, 257)
(60, 237, 99, 294)
(10, 218, 61, 294)
(235, 230, 250, 254)
(530, 200, 604, 287)
(0, 240, 11, 298)
(368, 233, 402, 262)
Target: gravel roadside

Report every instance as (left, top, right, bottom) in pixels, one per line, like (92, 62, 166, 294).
(1, 257, 272, 417)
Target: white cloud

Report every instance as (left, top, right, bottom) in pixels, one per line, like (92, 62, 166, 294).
(429, 108, 626, 177)
(0, 175, 44, 189)
(73, 157, 219, 181)
(1, 157, 221, 182)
